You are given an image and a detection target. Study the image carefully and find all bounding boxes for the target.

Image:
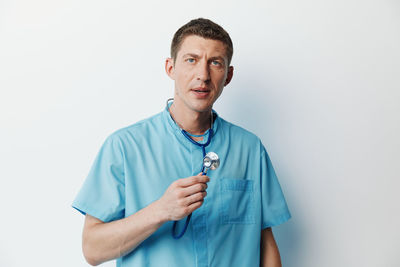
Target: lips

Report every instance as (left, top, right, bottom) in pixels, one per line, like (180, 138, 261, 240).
(191, 88, 210, 98)
(192, 87, 210, 93)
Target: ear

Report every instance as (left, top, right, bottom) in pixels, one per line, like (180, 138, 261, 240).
(224, 66, 234, 86)
(165, 58, 175, 80)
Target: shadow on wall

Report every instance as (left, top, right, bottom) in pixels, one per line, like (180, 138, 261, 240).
(222, 75, 302, 267)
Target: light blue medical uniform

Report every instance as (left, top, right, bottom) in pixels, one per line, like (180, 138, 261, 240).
(73, 103, 291, 267)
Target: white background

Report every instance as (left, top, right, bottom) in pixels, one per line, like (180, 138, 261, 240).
(1, 0, 399, 266)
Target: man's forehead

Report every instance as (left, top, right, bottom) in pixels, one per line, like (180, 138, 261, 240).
(177, 35, 227, 57)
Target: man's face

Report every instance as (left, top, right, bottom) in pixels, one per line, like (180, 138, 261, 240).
(166, 35, 233, 113)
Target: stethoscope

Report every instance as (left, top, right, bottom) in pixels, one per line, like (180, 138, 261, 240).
(166, 98, 220, 239)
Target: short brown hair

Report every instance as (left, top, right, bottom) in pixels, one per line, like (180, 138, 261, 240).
(170, 18, 233, 65)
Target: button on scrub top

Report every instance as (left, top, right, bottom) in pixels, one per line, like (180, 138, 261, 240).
(72, 104, 291, 267)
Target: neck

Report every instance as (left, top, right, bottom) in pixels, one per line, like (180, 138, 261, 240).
(169, 99, 212, 136)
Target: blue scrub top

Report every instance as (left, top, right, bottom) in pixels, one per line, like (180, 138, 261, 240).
(73, 103, 291, 267)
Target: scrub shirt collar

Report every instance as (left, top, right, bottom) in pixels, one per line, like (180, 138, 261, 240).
(163, 101, 220, 146)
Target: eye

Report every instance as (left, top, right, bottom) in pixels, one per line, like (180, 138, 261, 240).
(211, 60, 222, 66)
(186, 58, 195, 63)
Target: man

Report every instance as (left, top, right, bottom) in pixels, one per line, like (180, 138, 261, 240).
(73, 18, 291, 267)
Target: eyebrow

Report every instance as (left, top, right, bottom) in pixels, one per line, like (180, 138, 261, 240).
(182, 53, 226, 63)
(209, 56, 225, 62)
(182, 53, 200, 59)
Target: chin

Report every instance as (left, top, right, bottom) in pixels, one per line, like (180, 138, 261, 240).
(190, 104, 213, 113)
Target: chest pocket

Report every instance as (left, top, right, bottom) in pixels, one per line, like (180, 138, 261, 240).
(218, 178, 255, 224)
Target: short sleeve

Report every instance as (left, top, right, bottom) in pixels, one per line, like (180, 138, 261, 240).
(260, 146, 291, 229)
(72, 135, 125, 222)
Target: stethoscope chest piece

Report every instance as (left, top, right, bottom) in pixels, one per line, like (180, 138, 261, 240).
(203, 152, 220, 173)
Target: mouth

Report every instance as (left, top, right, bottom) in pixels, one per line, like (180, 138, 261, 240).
(191, 88, 211, 98)
(192, 87, 210, 93)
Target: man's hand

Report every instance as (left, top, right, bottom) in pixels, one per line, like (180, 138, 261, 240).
(82, 174, 209, 266)
(156, 173, 210, 221)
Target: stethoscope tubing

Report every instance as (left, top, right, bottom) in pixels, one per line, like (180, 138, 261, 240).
(171, 130, 213, 239)
(167, 98, 215, 239)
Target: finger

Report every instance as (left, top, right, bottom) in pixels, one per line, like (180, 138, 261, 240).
(176, 175, 210, 187)
(187, 199, 204, 213)
(184, 191, 207, 205)
(181, 182, 208, 197)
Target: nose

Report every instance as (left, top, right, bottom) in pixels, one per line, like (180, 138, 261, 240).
(196, 61, 211, 83)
